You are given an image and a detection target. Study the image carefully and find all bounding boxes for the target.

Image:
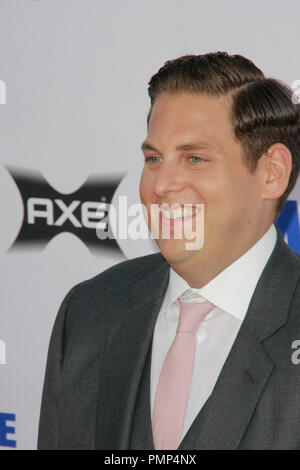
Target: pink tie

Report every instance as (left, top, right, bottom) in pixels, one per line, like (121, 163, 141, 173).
(152, 295, 214, 450)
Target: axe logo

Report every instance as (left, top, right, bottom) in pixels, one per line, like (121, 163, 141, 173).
(7, 166, 123, 253)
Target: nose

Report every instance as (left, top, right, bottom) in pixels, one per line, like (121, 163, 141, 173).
(153, 161, 184, 198)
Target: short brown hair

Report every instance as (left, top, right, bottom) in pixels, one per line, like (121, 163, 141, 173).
(147, 52, 300, 217)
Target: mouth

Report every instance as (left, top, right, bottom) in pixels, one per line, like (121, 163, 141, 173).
(159, 204, 202, 224)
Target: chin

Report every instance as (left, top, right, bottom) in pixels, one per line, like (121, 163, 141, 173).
(156, 238, 193, 265)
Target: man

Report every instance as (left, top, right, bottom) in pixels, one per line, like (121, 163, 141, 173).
(38, 52, 300, 450)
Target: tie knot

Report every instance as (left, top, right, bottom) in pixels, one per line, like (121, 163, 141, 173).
(176, 296, 214, 332)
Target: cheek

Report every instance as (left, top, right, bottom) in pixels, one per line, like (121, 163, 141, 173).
(191, 174, 238, 220)
(139, 172, 154, 203)
(205, 175, 259, 222)
(190, 173, 225, 204)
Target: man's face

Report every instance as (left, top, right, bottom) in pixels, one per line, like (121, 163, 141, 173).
(139, 92, 265, 275)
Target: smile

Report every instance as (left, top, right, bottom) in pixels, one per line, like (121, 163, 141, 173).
(158, 205, 202, 224)
(160, 207, 200, 219)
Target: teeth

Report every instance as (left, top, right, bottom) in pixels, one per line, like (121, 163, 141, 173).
(161, 207, 200, 219)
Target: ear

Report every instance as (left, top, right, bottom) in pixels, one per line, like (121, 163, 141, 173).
(259, 143, 292, 201)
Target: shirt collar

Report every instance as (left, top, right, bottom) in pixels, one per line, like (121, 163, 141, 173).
(160, 224, 277, 321)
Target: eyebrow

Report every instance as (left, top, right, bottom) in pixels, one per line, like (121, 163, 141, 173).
(141, 141, 219, 153)
(141, 141, 159, 153)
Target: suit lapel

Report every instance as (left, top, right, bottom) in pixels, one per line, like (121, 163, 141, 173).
(178, 325, 274, 449)
(95, 253, 169, 450)
(179, 231, 300, 450)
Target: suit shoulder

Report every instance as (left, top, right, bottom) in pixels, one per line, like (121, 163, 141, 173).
(71, 252, 167, 297)
(58, 252, 168, 334)
(277, 236, 300, 270)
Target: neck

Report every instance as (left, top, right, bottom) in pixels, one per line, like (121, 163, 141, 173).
(169, 224, 273, 288)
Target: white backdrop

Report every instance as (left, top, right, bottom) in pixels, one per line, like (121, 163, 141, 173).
(0, 0, 300, 449)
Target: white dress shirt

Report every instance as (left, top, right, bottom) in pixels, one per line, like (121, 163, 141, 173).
(150, 224, 277, 441)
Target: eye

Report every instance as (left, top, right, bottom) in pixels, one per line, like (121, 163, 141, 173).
(144, 156, 161, 164)
(189, 156, 203, 163)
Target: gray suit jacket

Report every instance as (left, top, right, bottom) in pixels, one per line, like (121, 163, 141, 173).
(38, 229, 300, 449)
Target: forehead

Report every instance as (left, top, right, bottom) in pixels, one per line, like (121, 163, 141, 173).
(147, 92, 235, 152)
